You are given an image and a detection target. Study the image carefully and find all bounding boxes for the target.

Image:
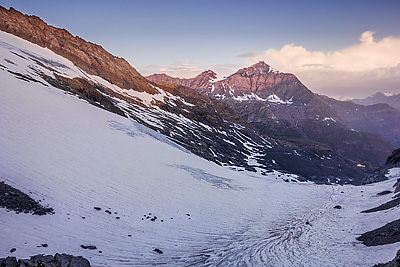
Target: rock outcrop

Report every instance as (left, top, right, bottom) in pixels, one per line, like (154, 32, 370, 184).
(0, 181, 53, 215)
(0, 253, 90, 267)
(0, 6, 154, 94)
(386, 148, 400, 166)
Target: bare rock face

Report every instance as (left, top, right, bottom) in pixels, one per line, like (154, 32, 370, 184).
(149, 61, 312, 102)
(386, 148, 400, 166)
(0, 6, 154, 94)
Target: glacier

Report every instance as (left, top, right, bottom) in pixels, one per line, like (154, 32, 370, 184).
(0, 30, 399, 266)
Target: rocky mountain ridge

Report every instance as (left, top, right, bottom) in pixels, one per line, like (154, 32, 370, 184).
(0, 6, 369, 183)
(148, 62, 398, 168)
(352, 92, 400, 111)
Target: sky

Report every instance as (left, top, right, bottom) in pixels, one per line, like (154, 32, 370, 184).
(1, 0, 400, 98)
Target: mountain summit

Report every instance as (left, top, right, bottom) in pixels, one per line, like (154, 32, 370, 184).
(148, 64, 398, 168)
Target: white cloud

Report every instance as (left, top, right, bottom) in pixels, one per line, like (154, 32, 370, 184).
(244, 31, 400, 98)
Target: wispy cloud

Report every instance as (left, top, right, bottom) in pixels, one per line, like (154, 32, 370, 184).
(243, 31, 400, 97)
(139, 60, 242, 79)
(237, 52, 258, 58)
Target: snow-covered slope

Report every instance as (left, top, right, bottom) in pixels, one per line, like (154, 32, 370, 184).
(0, 29, 370, 184)
(1, 31, 400, 266)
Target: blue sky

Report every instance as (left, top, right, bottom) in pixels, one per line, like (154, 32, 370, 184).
(1, 0, 400, 98)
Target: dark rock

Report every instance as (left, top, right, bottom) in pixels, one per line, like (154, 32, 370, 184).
(4, 257, 17, 267)
(10, 248, 16, 253)
(115, 217, 120, 219)
(41, 244, 48, 248)
(386, 148, 400, 166)
(377, 190, 393, 196)
(394, 179, 400, 194)
(0, 253, 91, 267)
(81, 245, 97, 250)
(153, 248, 164, 254)
(0, 181, 53, 215)
(362, 197, 400, 213)
(333, 205, 342, 209)
(93, 207, 101, 211)
(357, 218, 400, 246)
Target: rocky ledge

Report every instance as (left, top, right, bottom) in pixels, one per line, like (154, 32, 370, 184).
(0, 253, 90, 267)
(0, 181, 53, 215)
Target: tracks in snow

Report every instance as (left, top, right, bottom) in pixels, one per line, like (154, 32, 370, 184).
(181, 186, 337, 266)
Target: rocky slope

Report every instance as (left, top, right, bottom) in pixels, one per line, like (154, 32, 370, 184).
(0, 6, 155, 94)
(363, 148, 400, 184)
(320, 96, 400, 147)
(352, 92, 400, 111)
(0, 7, 369, 183)
(148, 62, 397, 168)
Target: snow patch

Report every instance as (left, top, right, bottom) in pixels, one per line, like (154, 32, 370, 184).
(233, 93, 293, 105)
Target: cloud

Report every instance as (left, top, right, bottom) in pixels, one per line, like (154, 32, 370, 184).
(244, 31, 400, 97)
(237, 52, 258, 58)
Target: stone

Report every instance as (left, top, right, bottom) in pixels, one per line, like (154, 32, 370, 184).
(81, 245, 97, 250)
(153, 248, 164, 254)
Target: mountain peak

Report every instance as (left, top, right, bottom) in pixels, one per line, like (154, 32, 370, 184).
(199, 70, 217, 78)
(250, 61, 270, 69)
(238, 61, 279, 76)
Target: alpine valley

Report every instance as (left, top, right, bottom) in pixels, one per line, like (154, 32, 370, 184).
(0, 6, 399, 267)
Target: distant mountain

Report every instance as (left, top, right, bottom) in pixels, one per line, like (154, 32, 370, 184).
(148, 62, 397, 168)
(319, 96, 400, 148)
(352, 92, 400, 111)
(0, 6, 368, 183)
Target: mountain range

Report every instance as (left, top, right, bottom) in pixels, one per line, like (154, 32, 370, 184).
(148, 62, 400, 168)
(352, 92, 400, 111)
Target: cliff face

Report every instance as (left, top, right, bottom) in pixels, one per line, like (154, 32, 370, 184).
(0, 6, 154, 94)
(386, 148, 400, 166)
